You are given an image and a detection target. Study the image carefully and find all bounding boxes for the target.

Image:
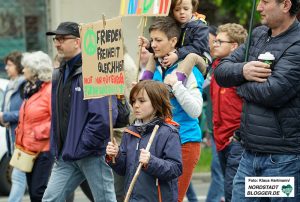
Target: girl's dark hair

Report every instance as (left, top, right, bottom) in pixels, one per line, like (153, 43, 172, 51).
(4, 51, 23, 74)
(130, 80, 173, 119)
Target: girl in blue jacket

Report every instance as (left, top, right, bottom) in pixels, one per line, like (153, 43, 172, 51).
(106, 80, 182, 202)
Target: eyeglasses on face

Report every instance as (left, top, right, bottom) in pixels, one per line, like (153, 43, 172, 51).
(52, 36, 77, 43)
(213, 39, 234, 46)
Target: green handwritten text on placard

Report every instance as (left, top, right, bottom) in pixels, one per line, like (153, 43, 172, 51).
(84, 84, 125, 97)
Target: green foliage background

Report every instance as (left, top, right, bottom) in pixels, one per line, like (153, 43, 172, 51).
(198, 0, 261, 27)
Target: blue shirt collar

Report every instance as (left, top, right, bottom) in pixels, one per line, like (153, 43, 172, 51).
(63, 53, 81, 84)
(66, 53, 81, 69)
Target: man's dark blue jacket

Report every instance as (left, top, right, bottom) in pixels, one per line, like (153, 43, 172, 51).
(50, 55, 118, 160)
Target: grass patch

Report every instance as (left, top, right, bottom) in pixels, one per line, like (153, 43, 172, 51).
(194, 145, 212, 172)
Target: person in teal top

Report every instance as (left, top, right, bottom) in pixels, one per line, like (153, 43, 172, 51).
(153, 63, 204, 143)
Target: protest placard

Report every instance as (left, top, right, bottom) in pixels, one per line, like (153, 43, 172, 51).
(120, 0, 171, 16)
(80, 16, 124, 99)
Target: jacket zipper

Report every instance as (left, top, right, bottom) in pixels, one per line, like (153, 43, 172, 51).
(55, 74, 63, 159)
(243, 34, 272, 146)
(258, 35, 272, 57)
(20, 100, 27, 145)
(254, 35, 284, 139)
(135, 136, 142, 164)
(130, 132, 142, 200)
(274, 110, 284, 139)
(259, 36, 285, 138)
(156, 179, 162, 202)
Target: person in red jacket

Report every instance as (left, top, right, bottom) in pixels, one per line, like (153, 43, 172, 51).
(210, 23, 247, 202)
(15, 51, 53, 202)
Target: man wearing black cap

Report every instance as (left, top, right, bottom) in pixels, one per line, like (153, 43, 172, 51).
(43, 22, 117, 202)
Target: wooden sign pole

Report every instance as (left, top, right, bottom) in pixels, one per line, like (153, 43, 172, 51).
(124, 125, 159, 202)
(108, 95, 115, 163)
(136, 16, 147, 82)
(102, 14, 115, 164)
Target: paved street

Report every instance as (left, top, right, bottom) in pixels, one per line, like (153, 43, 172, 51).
(0, 172, 210, 202)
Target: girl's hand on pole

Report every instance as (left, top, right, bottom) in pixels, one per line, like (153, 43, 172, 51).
(106, 138, 119, 158)
(139, 148, 150, 166)
(138, 36, 150, 49)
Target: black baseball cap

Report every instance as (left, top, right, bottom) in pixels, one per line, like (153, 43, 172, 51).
(46, 22, 80, 37)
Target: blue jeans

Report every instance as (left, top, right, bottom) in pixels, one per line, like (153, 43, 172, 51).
(8, 168, 27, 202)
(232, 150, 300, 202)
(206, 133, 225, 202)
(186, 182, 198, 202)
(218, 141, 244, 202)
(42, 155, 116, 202)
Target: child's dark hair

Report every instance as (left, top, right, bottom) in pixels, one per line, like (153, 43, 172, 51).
(130, 80, 173, 119)
(4, 51, 23, 74)
(149, 17, 181, 40)
(171, 0, 199, 12)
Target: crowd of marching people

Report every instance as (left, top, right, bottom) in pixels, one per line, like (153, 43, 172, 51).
(1, 0, 300, 201)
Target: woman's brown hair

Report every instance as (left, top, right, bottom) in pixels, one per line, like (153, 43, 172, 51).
(130, 80, 173, 119)
(4, 51, 23, 74)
